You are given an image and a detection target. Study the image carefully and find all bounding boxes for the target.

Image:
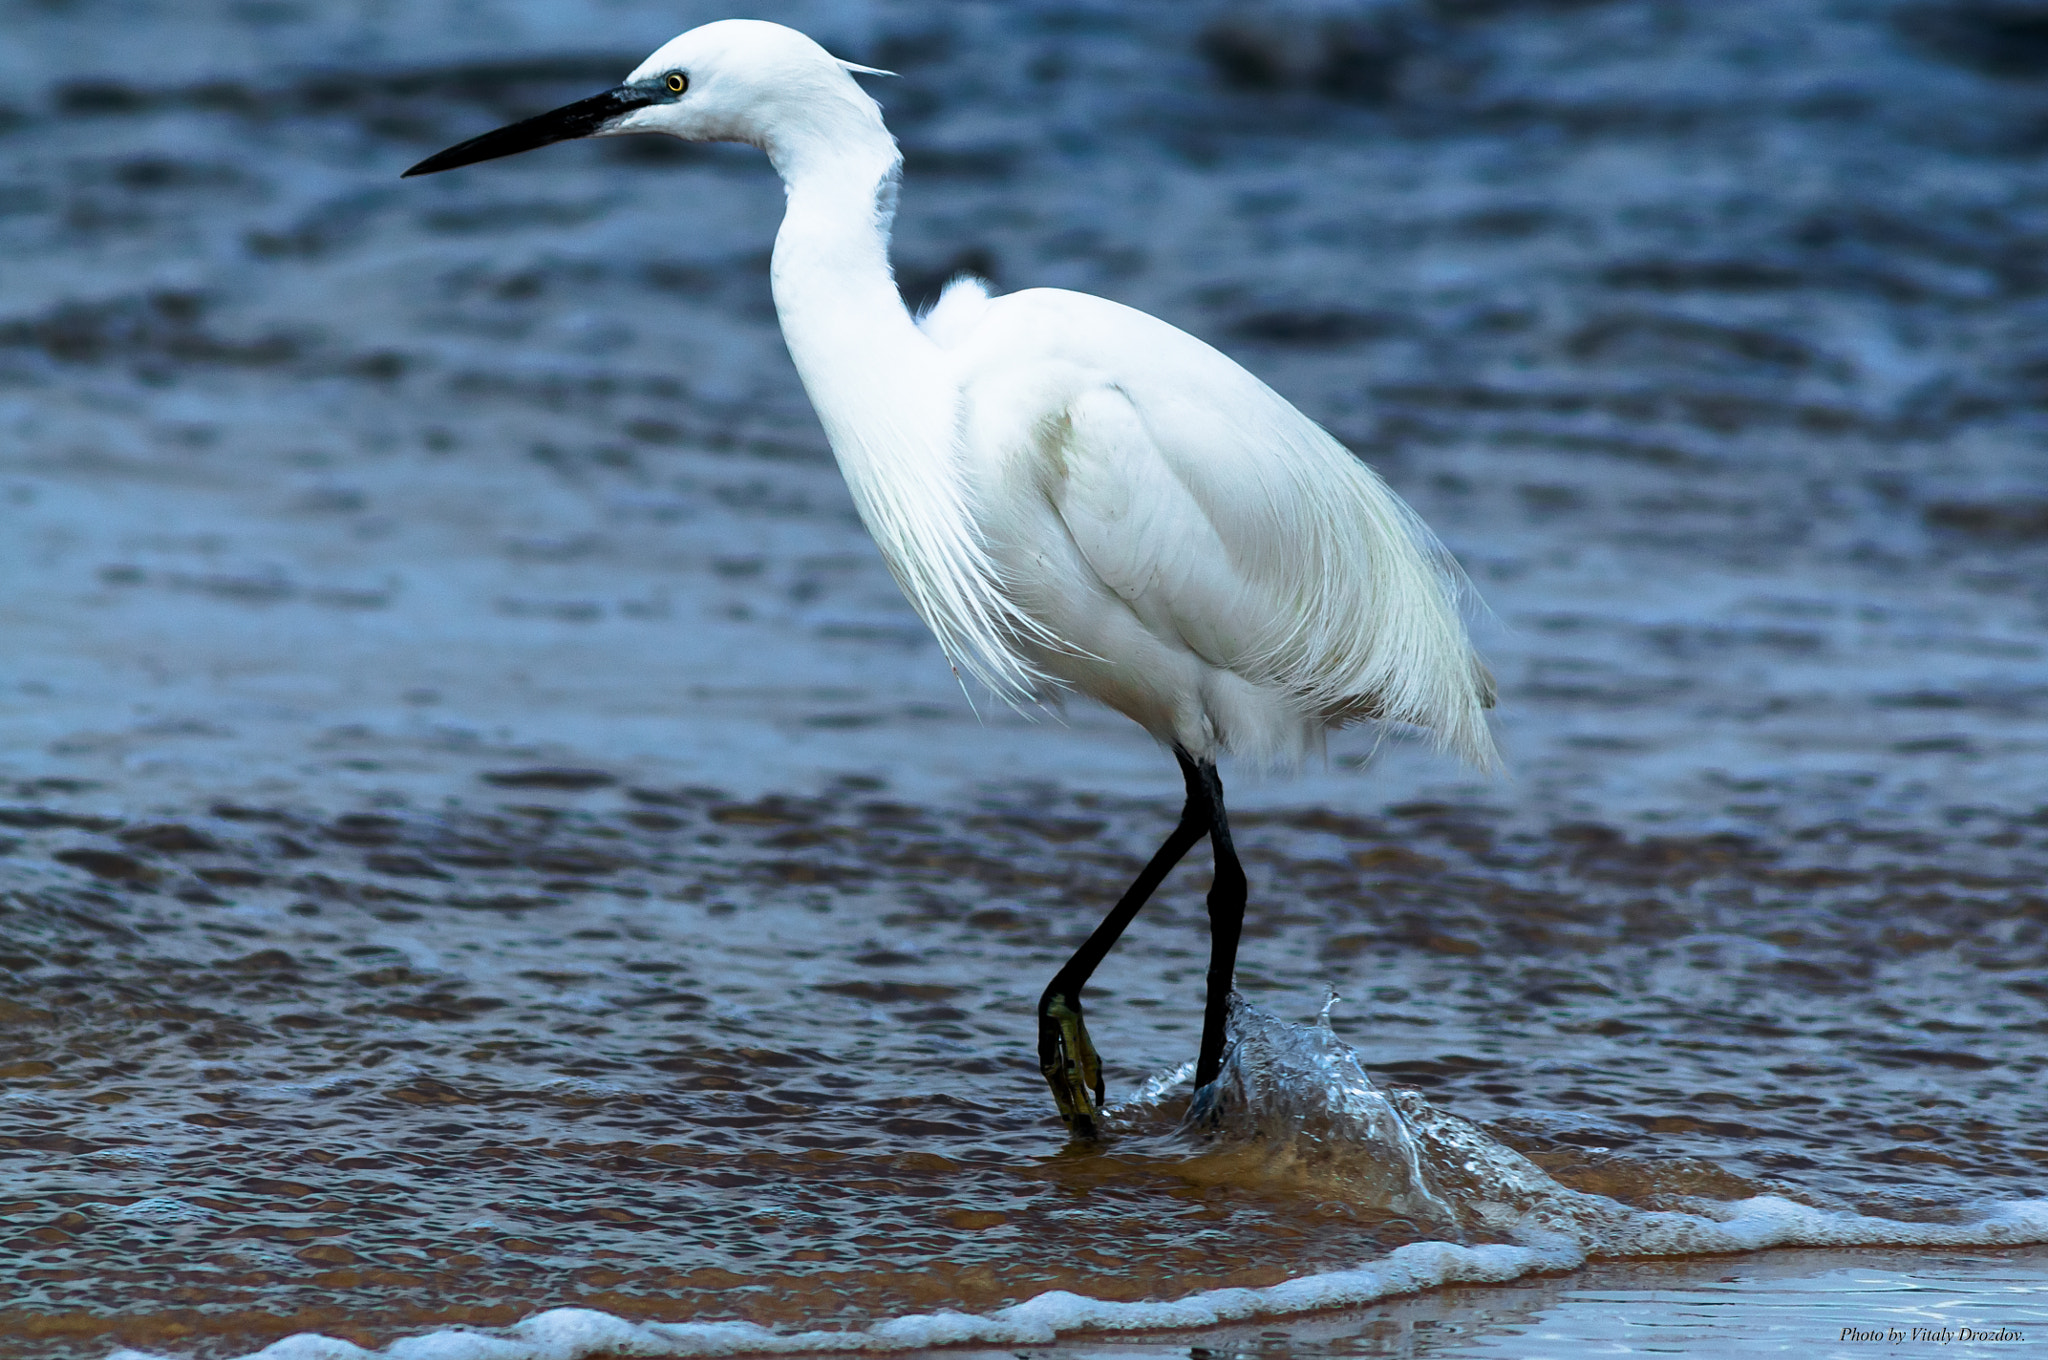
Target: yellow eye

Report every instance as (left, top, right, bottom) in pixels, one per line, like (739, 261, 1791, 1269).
(665, 72, 688, 94)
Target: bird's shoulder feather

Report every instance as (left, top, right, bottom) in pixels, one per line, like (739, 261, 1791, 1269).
(914, 274, 995, 349)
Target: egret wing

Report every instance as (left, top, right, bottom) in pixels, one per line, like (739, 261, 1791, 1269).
(1050, 384, 1278, 678)
(981, 291, 1494, 764)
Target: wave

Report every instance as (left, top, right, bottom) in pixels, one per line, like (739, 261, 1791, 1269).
(110, 996, 2048, 1360)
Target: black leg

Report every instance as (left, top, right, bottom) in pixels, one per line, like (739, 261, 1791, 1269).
(1038, 750, 1210, 1136)
(1193, 760, 1246, 1091)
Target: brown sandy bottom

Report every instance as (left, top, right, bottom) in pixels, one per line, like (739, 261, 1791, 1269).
(3, 776, 2047, 1359)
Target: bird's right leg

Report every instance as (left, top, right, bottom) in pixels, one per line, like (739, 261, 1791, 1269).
(1038, 749, 1211, 1139)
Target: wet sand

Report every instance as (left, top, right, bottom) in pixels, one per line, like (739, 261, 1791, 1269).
(6, 0, 2048, 1355)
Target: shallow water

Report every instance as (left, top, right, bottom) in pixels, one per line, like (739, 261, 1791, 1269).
(6, 0, 2048, 1355)
(6, 784, 2048, 1355)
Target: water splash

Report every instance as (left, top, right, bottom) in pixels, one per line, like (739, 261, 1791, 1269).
(1147, 992, 1701, 1248)
(1173, 992, 1458, 1230)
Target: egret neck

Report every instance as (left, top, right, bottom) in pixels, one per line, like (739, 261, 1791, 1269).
(766, 123, 936, 469)
(764, 119, 1042, 701)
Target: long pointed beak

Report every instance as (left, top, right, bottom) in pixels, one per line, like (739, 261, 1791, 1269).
(402, 84, 663, 177)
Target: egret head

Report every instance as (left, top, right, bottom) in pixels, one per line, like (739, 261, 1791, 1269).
(402, 19, 893, 180)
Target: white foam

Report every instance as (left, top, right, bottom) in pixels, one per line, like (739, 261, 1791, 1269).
(106, 1000, 2048, 1360)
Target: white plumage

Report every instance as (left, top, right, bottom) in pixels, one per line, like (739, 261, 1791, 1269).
(404, 19, 1495, 1134)
(920, 278, 1494, 767)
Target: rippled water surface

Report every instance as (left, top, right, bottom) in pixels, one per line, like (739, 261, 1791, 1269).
(7, 0, 2048, 1355)
(6, 784, 2048, 1355)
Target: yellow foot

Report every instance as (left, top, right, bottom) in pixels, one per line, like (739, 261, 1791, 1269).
(1038, 994, 1105, 1138)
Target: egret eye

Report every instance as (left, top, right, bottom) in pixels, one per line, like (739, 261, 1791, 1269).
(665, 72, 688, 94)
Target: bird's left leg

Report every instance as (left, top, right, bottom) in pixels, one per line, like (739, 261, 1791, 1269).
(1038, 750, 1210, 1138)
(1192, 759, 1248, 1099)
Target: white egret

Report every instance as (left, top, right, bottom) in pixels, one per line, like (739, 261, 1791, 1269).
(405, 19, 1495, 1138)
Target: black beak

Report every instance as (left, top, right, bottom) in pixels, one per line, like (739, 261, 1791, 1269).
(402, 84, 664, 177)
